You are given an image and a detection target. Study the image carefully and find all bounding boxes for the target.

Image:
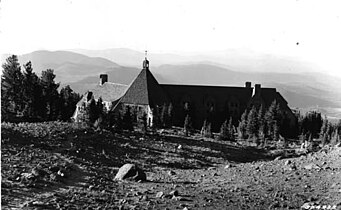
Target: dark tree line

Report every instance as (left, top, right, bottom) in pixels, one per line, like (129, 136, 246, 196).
(297, 111, 341, 146)
(319, 117, 341, 146)
(297, 111, 323, 139)
(218, 117, 235, 141)
(1, 55, 81, 122)
(235, 100, 294, 145)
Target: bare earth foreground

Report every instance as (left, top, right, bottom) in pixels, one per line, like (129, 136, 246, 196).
(1, 123, 341, 209)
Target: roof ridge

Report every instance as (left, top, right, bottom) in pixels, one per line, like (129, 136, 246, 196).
(119, 68, 169, 106)
(100, 82, 128, 86)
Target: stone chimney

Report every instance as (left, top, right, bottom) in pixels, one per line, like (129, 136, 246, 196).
(99, 74, 108, 85)
(245, 81, 251, 88)
(254, 84, 261, 96)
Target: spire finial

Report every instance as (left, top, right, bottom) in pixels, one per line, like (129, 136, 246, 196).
(143, 50, 149, 70)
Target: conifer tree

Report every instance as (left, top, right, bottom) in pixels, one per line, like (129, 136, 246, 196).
(183, 114, 191, 136)
(96, 97, 104, 117)
(201, 119, 212, 138)
(122, 106, 133, 130)
(227, 117, 235, 141)
(320, 116, 329, 145)
(265, 100, 282, 141)
(115, 112, 123, 131)
(273, 121, 280, 141)
(330, 128, 339, 146)
(152, 106, 161, 128)
(246, 106, 258, 139)
(299, 132, 306, 146)
(336, 120, 341, 143)
(160, 103, 168, 127)
(219, 117, 235, 141)
(79, 101, 90, 125)
(40, 69, 60, 120)
(93, 97, 104, 128)
(141, 112, 148, 133)
(167, 103, 173, 127)
(87, 99, 98, 125)
(22, 61, 42, 120)
(238, 109, 248, 139)
(219, 119, 229, 141)
(1, 55, 24, 120)
(257, 104, 266, 143)
(337, 120, 341, 133)
(201, 119, 208, 136)
(59, 85, 81, 121)
(299, 111, 323, 138)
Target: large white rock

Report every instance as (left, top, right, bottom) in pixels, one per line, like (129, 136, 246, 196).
(114, 164, 146, 182)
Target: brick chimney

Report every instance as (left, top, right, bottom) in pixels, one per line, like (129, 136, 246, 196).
(99, 74, 108, 85)
(254, 84, 261, 96)
(245, 81, 251, 88)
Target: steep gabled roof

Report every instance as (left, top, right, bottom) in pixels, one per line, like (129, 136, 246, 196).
(250, 87, 290, 109)
(119, 68, 169, 106)
(259, 88, 278, 107)
(77, 82, 128, 106)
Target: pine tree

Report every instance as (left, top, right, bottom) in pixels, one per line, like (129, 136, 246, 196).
(201, 119, 208, 136)
(115, 112, 123, 131)
(22, 61, 42, 121)
(330, 128, 339, 146)
(88, 99, 98, 125)
(337, 120, 341, 142)
(183, 114, 191, 136)
(299, 132, 306, 146)
(160, 103, 168, 127)
(40, 69, 60, 120)
(97, 97, 104, 116)
(327, 122, 333, 139)
(167, 103, 173, 127)
(265, 100, 282, 141)
(320, 116, 329, 144)
(219, 117, 235, 141)
(93, 97, 105, 128)
(273, 121, 280, 141)
(1, 55, 24, 120)
(246, 106, 258, 140)
(79, 101, 90, 125)
(238, 109, 248, 139)
(122, 106, 133, 131)
(201, 119, 212, 138)
(227, 117, 235, 141)
(299, 111, 323, 138)
(152, 106, 161, 128)
(141, 112, 148, 133)
(219, 120, 228, 141)
(59, 85, 81, 121)
(257, 104, 266, 143)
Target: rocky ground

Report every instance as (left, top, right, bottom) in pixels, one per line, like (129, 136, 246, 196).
(1, 122, 341, 209)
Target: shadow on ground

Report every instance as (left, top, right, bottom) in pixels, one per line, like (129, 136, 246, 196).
(2, 126, 272, 172)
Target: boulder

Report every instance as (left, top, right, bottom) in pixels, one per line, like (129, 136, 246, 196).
(169, 190, 179, 196)
(156, 191, 164, 198)
(168, 170, 176, 176)
(274, 156, 282, 161)
(304, 163, 320, 170)
(114, 164, 146, 182)
(224, 163, 235, 169)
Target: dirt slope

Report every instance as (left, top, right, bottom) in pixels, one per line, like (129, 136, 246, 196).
(1, 123, 341, 209)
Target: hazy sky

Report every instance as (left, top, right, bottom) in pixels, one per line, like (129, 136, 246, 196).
(0, 0, 340, 76)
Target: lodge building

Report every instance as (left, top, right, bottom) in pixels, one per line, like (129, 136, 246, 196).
(73, 57, 296, 132)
